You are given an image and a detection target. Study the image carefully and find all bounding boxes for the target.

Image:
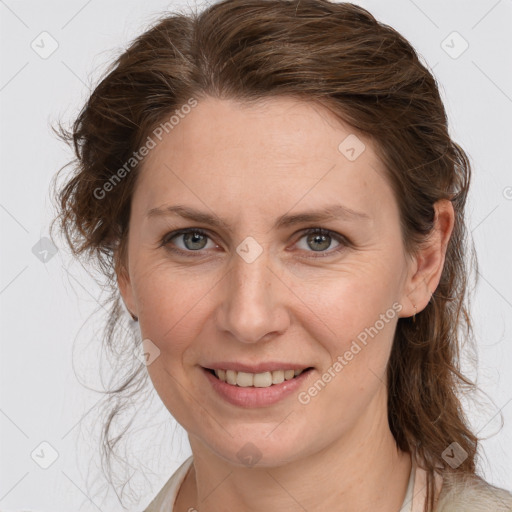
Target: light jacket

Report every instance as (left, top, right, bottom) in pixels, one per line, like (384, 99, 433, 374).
(145, 455, 512, 511)
(434, 470, 512, 511)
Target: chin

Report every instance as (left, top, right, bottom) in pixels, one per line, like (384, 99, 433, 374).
(205, 426, 313, 469)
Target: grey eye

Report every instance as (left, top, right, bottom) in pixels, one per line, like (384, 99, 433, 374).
(304, 232, 333, 251)
(165, 229, 214, 252)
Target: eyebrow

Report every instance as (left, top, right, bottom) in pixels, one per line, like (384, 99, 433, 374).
(146, 203, 370, 231)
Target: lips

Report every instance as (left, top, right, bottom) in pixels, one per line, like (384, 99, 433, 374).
(202, 365, 315, 407)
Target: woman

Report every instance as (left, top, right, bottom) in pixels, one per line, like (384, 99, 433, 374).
(51, 0, 512, 510)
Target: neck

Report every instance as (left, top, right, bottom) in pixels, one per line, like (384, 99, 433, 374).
(175, 394, 412, 512)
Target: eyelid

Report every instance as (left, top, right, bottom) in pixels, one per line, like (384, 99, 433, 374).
(161, 227, 349, 257)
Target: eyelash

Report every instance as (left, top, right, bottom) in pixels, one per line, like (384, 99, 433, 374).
(160, 227, 349, 259)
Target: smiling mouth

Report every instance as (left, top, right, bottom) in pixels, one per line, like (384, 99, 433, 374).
(204, 367, 314, 387)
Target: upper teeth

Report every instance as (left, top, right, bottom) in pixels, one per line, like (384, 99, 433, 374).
(214, 368, 306, 387)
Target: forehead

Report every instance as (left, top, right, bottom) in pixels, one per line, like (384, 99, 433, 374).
(133, 96, 395, 223)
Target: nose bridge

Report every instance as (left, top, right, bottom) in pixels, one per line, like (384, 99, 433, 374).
(218, 241, 288, 343)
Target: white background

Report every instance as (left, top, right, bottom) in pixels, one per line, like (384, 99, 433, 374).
(1, 0, 511, 510)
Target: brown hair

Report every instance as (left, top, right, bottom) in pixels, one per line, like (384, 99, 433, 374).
(50, 0, 489, 509)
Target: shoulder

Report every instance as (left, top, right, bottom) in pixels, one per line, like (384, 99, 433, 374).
(436, 471, 512, 512)
(143, 456, 194, 512)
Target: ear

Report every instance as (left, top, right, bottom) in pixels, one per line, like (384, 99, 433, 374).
(399, 199, 455, 318)
(115, 249, 137, 319)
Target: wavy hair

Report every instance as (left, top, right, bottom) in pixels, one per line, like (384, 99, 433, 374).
(50, 1, 488, 510)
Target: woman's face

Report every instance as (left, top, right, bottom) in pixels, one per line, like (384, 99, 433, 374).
(118, 96, 418, 466)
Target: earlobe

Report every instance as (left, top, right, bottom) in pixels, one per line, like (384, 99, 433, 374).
(401, 199, 455, 318)
(115, 260, 137, 320)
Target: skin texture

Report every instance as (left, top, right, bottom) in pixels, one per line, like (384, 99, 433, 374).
(117, 96, 454, 511)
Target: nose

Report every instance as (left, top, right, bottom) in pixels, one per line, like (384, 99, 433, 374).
(215, 245, 290, 344)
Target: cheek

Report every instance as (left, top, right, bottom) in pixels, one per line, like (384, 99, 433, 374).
(132, 263, 211, 353)
(307, 266, 400, 379)
(311, 262, 400, 333)
(132, 266, 214, 414)
(307, 281, 399, 426)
